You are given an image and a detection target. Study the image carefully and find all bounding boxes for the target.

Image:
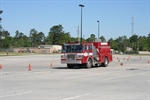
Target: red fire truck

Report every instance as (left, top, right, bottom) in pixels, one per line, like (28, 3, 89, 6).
(61, 41, 113, 68)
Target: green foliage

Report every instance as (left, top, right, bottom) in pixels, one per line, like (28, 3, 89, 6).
(115, 36, 129, 52)
(46, 25, 71, 45)
(147, 34, 150, 51)
(100, 36, 106, 42)
(129, 35, 138, 43)
(139, 36, 149, 51)
(70, 37, 78, 42)
(58, 32, 70, 44)
(86, 34, 95, 42)
(109, 38, 118, 50)
(0, 24, 150, 53)
(29, 29, 45, 47)
(13, 30, 30, 47)
(0, 30, 12, 49)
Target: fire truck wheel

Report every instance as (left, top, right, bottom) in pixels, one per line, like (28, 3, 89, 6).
(67, 64, 73, 69)
(86, 59, 92, 68)
(103, 57, 109, 67)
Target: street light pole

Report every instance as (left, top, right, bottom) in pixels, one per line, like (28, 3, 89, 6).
(97, 20, 99, 39)
(79, 4, 84, 43)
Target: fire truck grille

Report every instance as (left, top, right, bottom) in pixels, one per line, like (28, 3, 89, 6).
(67, 54, 75, 60)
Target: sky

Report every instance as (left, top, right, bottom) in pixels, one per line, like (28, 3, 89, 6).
(0, 0, 150, 41)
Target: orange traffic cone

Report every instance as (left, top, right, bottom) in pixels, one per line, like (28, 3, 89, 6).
(0, 64, 2, 69)
(120, 63, 123, 66)
(50, 62, 53, 67)
(28, 64, 32, 71)
(148, 60, 150, 64)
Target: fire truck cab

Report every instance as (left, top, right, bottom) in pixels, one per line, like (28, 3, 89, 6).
(61, 40, 112, 68)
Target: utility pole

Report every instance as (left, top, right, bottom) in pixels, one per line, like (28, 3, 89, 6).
(79, 4, 84, 43)
(77, 26, 80, 42)
(131, 16, 134, 36)
(97, 20, 100, 39)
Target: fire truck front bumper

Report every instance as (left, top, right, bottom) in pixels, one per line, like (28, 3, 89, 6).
(61, 59, 82, 64)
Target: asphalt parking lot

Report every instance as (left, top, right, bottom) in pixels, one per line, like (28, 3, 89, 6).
(0, 54, 150, 100)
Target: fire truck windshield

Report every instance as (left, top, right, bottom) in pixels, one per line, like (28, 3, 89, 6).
(62, 44, 82, 53)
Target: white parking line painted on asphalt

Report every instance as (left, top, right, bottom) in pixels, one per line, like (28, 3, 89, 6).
(63, 93, 90, 100)
(0, 91, 32, 98)
(104, 72, 148, 81)
(64, 71, 123, 79)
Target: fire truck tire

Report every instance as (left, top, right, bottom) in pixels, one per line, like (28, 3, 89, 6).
(103, 57, 109, 67)
(86, 59, 92, 68)
(67, 64, 73, 69)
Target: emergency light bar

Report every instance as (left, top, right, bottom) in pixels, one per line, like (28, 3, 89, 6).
(101, 43, 108, 45)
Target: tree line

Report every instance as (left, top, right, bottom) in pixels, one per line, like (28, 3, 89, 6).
(0, 24, 150, 52)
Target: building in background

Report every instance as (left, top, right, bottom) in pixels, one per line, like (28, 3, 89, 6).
(13, 45, 62, 53)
